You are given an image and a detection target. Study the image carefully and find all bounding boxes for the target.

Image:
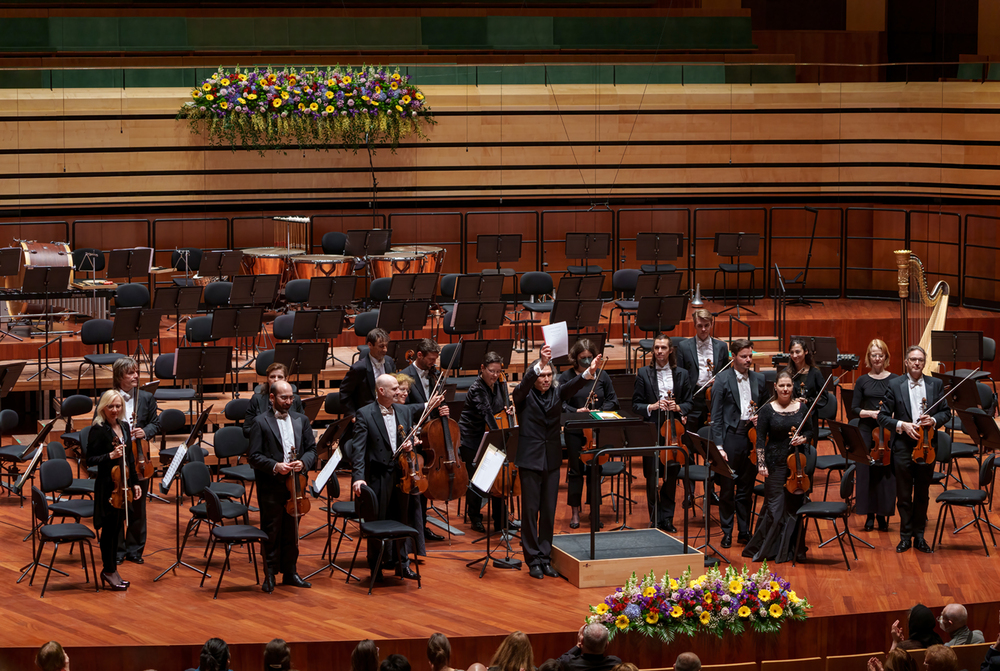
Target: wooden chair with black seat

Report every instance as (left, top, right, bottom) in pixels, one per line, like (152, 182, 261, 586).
(27, 486, 99, 597)
(931, 453, 997, 556)
(199, 487, 269, 599)
(178, 456, 251, 560)
(793, 463, 858, 571)
(76, 319, 124, 399)
(348, 483, 421, 595)
(38, 458, 95, 526)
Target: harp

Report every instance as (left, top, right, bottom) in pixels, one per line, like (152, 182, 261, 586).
(894, 249, 948, 375)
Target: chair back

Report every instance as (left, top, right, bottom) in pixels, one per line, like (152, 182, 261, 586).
(817, 391, 837, 421)
(370, 277, 391, 303)
(984, 336, 996, 362)
(440, 342, 461, 370)
(357, 483, 379, 522)
(202, 487, 225, 525)
(324, 392, 343, 416)
(519, 271, 552, 297)
(285, 279, 310, 304)
(204, 281, 232, 308)
(839, 464, 857, 504)
(353, 310, 380, 338)
(172, 248, 203, 273)
(321, 231, 347, 255)
(78, 426, 92, 455)
(273, 314, 295, 341)
(39, 458, 73, 493)
(224, 398, 251, 423)
(72, 248, 105, 273)
(255, 349, 276, 376)
(60, 394, 93, 419)
(934, 431, 952, 463)
(181, 461, 211, 497)
(31, 486, 50, 525)
(977, 381, 997, 415)
(186, 315, 216, 344)
(80, 318, 115, 346)
(116, 283, 150, 308)
(46, 441, 67, 460)
(979, 453, 996, 490)
(439, 273, 459, 300)
(214, 426, 249, 460)
(0, 408, 18, 434)
(612, 268, 641, 297)
(187, 443, 206, 463)
(155, 353, 177, 381)
(159, 408, 187, 435)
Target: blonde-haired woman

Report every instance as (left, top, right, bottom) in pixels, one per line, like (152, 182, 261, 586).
(87, 389, 141, 590)
(851, 338, 898, 532)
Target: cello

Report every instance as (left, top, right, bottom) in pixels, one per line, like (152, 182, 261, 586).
(422, 386, 468, 501)
(869, 400, 892, 466)
(490, 371, 521, 498)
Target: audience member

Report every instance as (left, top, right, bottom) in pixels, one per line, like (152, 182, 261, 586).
(353, 640, 381, 671)
(428, 633, 460, 671)
(263, 638, 292, 671)
(489, 631, 534, 671)
(557, 624, 621, 671)
(674, 653, 701, 671)
(940, 604, 985, 647)
(537, 660, 564, 671)
(923, 645, 959, 671)
(984, 614, 1000, 670)
(609, 664, 639, 671)
(891, 605, 945, 651)
(35, 642, 69, 671)
(186, 638, 231, 671)
(868, 649, 918, 671)
(382, 655, 412, 671)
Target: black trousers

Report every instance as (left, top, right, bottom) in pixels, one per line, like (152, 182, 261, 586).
(117, 478, 149, 560)
(719, 430, 756, 538)
(642, 455, 679, 525)
(258, 487, 300, 576)
(461, 447, 504, 528)
(519, 466, 560, 567)
(894, 446, 934, 539)
(99, 506, 125, 574)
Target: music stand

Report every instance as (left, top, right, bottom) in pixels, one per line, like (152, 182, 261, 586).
(457, 339, 515, 372)
(789, 335, 839, 367)
(388, 273, 438, 301)
(635, 295, 687, 336)
(230, 274, 280, 307)
(556, 275, 604, 301)
(785, 208, 823, 307)
(274, 342, 329, 394)
(714, 232, 760, 317)
(200, 250, 244, 280)
(686, 430, 735, 566)
(552, 332, 607, 368)
(345, 229, 391, 258)
(111, 307, 163, 375)
(931, 331, 986, 377)
(154, 286, 202, 348)
(0, 361, 26, 412)
(377, 300, 431, 338)
(21, 264, 73, 344)
(449, 302, 507, 338)
(476, 234, 522, 278)
(106, 247, 153, 284)
(453, 274, 505, 303)
(293, 309, 347, 366)
(936, 372, 985, 412)
(211, 306, 266, 374)
(635, 232, 682, 273)
(0, 248, 24, 342)
(466, 427, 522, 576)
(565, 232, 610, 275)
(549, 299, 603, 333)
(386, 339, 423, 365)
(635, 272, 683, 298)
(173, 348, 232, 416)
(307, 276, 357, 309)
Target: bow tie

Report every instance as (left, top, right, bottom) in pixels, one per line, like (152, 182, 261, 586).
(656, 366, 670, 372)
(118, 390, 131, 402)
(736, 373, 748, 383)
(909, 379, 922, 389)
(380, 405, 394, 417)
(274, 410, 289, 420)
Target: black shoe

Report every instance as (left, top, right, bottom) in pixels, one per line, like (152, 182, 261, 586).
(262, 574, 276, 593)
(568, 520, 580, 529)
(541, 564, 560, 578)
(737, 534, 751, 545)
(116, 555, 125, 565)
(710, 492, 721, 505)
(877, 516, 890, 532)
(471, 519, 486, 533)
(863, 516, 875, 532)
(509, 518, 521, 530)
(721, 534, 732, 548)
(282, 573, 312, 588)
(914, 537, 933, 554)
(896, 538, 912, 553)
(424, 527, 445, 542)
(528, 565, 544, 579)
(395, 564, 419, 580)
(661, 522, 678, 533)
(125, 553, 144, 565)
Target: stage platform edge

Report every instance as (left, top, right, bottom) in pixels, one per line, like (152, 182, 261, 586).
(551, 529, 704, 589)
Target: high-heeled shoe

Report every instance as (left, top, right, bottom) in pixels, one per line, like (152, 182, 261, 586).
(863, 515, 875, 532)
(877, 515, 890, 532)
(100, 572, 129, 591)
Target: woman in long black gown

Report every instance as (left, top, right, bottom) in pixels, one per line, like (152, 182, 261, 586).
(743, 369, 813, 563)
(852, 338, 898, 532)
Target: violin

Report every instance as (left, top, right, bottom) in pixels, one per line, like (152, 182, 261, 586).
(490, 372, 521, 498)
(703, 358, 713, 406)
(785, 429, 811, 495)
(746, 400, 759, 465)
(109, 431, 136, 518)
(869, 400, 892, 466)
(129, 394, 155, 480)
(285, 470, 311, 517)
(660, 391, 686, 466)
(398, 446, 429, 495)
(913, 397, 936, 465)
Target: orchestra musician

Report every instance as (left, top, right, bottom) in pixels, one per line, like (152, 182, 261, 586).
(676, 309, 730, 432)
(457, 352, 514, 534)
(247, 380, 318, 593)
(631, 334, 692, 533)
(340, 327, 396, 428)
(87, 389, 142, 591)
(110, 357, 160, 566)
(878, 345, 949, 554)
(852, 339, 898, 533)
(512, 345, 598, 579)
(351, 374, 445, 581)
(710, 338, 765, 549)
(786, 338, 828, 444)
(243, 362, 305, 438)
(559, 339, 619, 530)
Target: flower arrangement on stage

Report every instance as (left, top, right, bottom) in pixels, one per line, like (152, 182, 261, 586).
(587, 562, 810, 642)
(177, 66, 435, 154)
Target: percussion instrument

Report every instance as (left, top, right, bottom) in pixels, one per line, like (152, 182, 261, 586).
(241, 247, 305, 285)
(5, 241, 74, 316)
(292, 254, 353, 280)
(370, 251, 425, 279)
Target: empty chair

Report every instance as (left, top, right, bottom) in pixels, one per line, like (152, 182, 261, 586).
(931, 454, 997, 556)
(284, 279, 311, 307)
(272, 314, 295, 341)
(38, 459, 95, 523)
(58, 395, 94, 465)
(223, 397, 251, 426)
(157, 409, 207, 466)
(348, 483, 421, 595)
(814, 391, 847, 500)
(45, 442, 95, 498)
(199, 488, 269, 598)
(793, 464, 859, 571)
(214, 426, 256, 507)
(0, 409, 29, 491)
(171, 248, 203, 287)
(116, 283, 150, 309)
(76, 319, 124, 397)
(204, 281, 232, 309)
(185, 315, 217, 345)
(321, 232, 348, 255)
(153, 354, 197, 411)
(177, 461, 250, 563)
(369, 277, 391, 304)
(27, 486, 99, 597)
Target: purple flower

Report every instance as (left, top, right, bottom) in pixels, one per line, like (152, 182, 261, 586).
(623, 604, 642, 621)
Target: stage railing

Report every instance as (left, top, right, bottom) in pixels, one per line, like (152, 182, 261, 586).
(692, 207, 768, 299)
(768, 206, 843, 299)
(843, 207, 908, 300)
(907, 209, 962, 303)
(963, 214, 1000, 311)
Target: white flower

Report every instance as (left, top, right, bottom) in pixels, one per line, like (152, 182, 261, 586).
(759, 609, 768, 618)
(720, 607, 730, 617)
(695, 606, 703, 614)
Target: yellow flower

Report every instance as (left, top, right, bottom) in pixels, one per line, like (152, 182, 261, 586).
(401, 95, 411, 104)
(309, 102, 319, 111)
(371, 100, 379, 105)
(272, 98, 282, 107)
(237, 98, 246, 104)
(770, 581, 781, 591)
(645, 612, 659, 624)
(669, 579, 679, 590)
(325, 90, 334, 99)
(297, 103, 306, 110)
(704, 593, 713, 604)
(219, 101, 228, 109)
(211, 73, 218, 80)
(769, 604, 783, 618)
(594, 604, 609, 615)
(788, 591, 800, 604)
(615, 615, 629, 630)
(205, 94, 214, 101)
(280, 91, 289, 100)
(248, 94, 257, 100)
(345, 91, 352, 96)
(361, 95, 370, 102)
(202, 83, 212, 91)
(642, 587, 656, 598)
(689, 580, 700, 588)
(415, 92, 424, 100)
(342, 75, 352, 84)
(699, 612, 711, 625)
(729, 580, 743, 594)
(326, 78, 335, 86)
(395, 105, 403, 112)
(237, 74, 247, 82)
(392, 73, 401, 80)
(738, 606, 751, 618)
(220, 78, 230, 86)
(390, 81, 399, 90)
(375, 86, 381, 94)
(670, 605, 683, 618)
(758, 589, 771, 602)
(325, 105, 334, 113)
(191, 91, 201, 98)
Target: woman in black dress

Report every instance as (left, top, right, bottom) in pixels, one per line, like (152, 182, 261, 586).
(558, 339, 618, 528)
(852, 338, 898, 532)
(743, 369, 814, 563)
(87, 389, 141, 590)
(788, 338, 828, 445)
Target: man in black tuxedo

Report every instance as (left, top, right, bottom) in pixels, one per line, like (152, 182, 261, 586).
(709, 339, 764, 548)
(247, 380, 318, 593)
(111, 357, 160, 565)
(675, 309, 730, 432)
(352, 374, 444, 580)
(243, 362, 304, 437)
(512, 344, 597, 579)
(557, 624, 622, 671)
(340, 327, 396, 420)
(631, 334, 692, 532)
(878, 345, 950, 554)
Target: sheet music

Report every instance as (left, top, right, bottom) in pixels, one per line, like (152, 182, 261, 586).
(313, 446, 343, 493)
(159, 442, 190, 493)
(13, 448, 42, 494)
(471, 444, 506, 493)
(542, 320, 569, 359)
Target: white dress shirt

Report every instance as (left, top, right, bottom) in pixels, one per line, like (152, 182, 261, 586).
(898, 374, 926, 430)
(273, 411, 295, 472)
(381, 404, 398, 452)
(371, 355, 386, 379)
(649, 365, 675, 417)
(735, 371, 752, 420)
(416, 366, 432, 398)
(696, 337, 713, 386)
(117, 388, 135, 427)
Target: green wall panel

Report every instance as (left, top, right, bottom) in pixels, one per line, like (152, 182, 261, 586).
(51, 69, 123, 88)
(0, 70, 51, 88)
(119, 17, 188, 50)
(50, 17, 121, 50)
(353, 18, 422, 47)
(614, 64, 684, 85)
(421, 17, 488, 48)
(186, 18, 256, 49)
(545, 64, 614, 85)
(0, 18, 49, 50)
(487, 16, 554, 49)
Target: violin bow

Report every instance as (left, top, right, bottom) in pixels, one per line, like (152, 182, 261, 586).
(394, 337, 463, 458)
(694, 358, 734, 397)
(789, 370, 849, 442)
(584, 356, 607, 410)
(920, 367, 980, 417)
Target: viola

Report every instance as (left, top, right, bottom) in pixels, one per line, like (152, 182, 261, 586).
(109, 431, 136, 512)
(421, 407, 466, 501)
(285, 470, 311, 517)
(660, 391, 686, 466)
(398, 448, 428, 495)
(129, 400, 155, 480)
(746, 400, 759, 465)
(913, 397, 936, 465)
(785, 429, 811, 495)
(869, 400, 892, 466)
(703, 358, 713, 407)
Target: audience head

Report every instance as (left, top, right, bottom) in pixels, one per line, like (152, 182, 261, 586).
(610, 664, 639, 671)
(490, 631, 534, 671)
(674, 653, 701, 671)
(427, 633, 451, 671)
(380, 654, 411, 671)
(580, 623, 609, 655)
(537, 660, 563, 671)
(922, 645, 958, 671)
(198, 638, 230, 671)
(367, 328, 391, 361)
(882, 649, 917, 671)
(35, 641, 69, 671)
(937, 603, 967, 635)
(907, 604, 942, 648)
(351, 639, 380, 671)
(263, 638, 291, 671)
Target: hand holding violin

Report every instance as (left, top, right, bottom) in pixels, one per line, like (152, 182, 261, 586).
(130, 427, 145, 440)
(900, 421, 921, 440)
(790, 434, 807, 446)
(275, 460, 304, 475)
(400, 439, 415, 453)
(132, 485, 142, 499)
(110, 444, 125, 460)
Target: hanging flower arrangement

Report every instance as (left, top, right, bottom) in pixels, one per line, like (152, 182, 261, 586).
(587, 563, 811, 643)
(177, 66, 435, 155)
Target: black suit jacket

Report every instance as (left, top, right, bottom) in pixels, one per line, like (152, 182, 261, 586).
(86, 421, 140, 529)
(631, 364, 693, 422)
(512, 364, 588, 471)
(557, 647, 622, 671)
(247, 411, 318, 496)
(243, 389, 305, 437)
(676, 336, 730, 390)
(350, 401, 422, 482)
(877, 374, 951, 450)
(100, 389, 160, 440)
(340, 355, 396, 417)
(710, 368, 766, 448)
(401, 362, 437, 405)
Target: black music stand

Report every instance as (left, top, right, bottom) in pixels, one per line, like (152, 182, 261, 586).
(386, 339, 423, 365)
(388, 273, 438, 301)
(635, 271, 683, 298)
(785, 208, 823, 307)
(636, 232, 683, 273)
(107, 247, 153, 284)
(231, 274, 280, 307)
(377, 300, 431, 338)
(21, 263, 73, 343)
(154, 286, 202, 348)
(449, 302, 507, 338)
(174, 348, 232, 416)
(686, 430, 735, 566)
(466, 427, 522, 576)
(111, 306, 162, 375)
(476, 233, 521, 280)
(3, 415, 52, 508)
(0, 248, 24, 342)
(635, 295, 687, 336)
(549, 299, 603, 333)
(15, 423, 59, 582)
(566, 416, 647, 529)
(556, 275, 604, 301)
(293, 309, 347, 366)
(0, 360, 26, 413)
(931, 331, 986, 377)
(274, 342, 329, 394)
(565, 232, 610, 276)
(345, 229, 391, 258)
(714, 232, 760, 317)
(307, 276, 357, 309)
(457, 339, 515, 372)
(211, 306, 266, 374)
(453, 274, 505, 303)
(199, 250, 244, 280)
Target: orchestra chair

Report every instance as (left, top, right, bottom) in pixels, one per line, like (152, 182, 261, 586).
(929, 432, 954, 493)
(72, 248, 105, 276)
(348, 483, 421, 595)
(370, 277, 391, 305)
(38, 459, 94, 525)
(223, 397, 251, 427)
(156, 408, 208, 468)
(178, 459, 250, 558)
(321, 232, 347, 255)
(27, 486, 99, 597)
(76, 318, 124, 399)
(185, 315, 218, 346)
(213, 425, 255, 508)
(77, 427, 98, 481)
(761, 658, 823, 671)
(824, 652, 884, 671)
(713, 255, 756, 308)
(438, 273, 459, 313)
(609, 269, 641, 371)
(351, 310, 380, 364)
(199, 487, 268, 599)
(0, 409, 29, 495)
(814, 391, 847, 500)
(171, 248, 202, 287)
(931, 454, 996, 556)
(44, 442, 94, 498)
(303, 467, 361, 582)
(840, 386, 860, 422)
(283, 279, 310, 309)
(58, 394, 93, 477)
(187, 439, 245, 502)
(203, 281, 232, 309)
(953, 336, 997, 395)
(152, 353, 197, 416)
(272, 313, 294, 342)
(516, 271, 553, 348)
(793, 463, 858, 571)
(115, 282, 150, 309)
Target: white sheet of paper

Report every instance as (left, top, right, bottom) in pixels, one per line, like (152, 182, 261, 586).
(471, 444, 507, 493)
(313, 446, 343, 493)
(160, 441, 190, 493)
(541, 320, 569, 359)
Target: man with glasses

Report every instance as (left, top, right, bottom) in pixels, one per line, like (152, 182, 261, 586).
(878, 345, 950, 554)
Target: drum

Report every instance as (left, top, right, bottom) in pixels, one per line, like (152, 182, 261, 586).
(241, 247, 305, 284)
(5, 241, 74, 316)
(387, 245, 446, 274)
(369, 251, 424, 279)
(292, 254, 353, 280)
